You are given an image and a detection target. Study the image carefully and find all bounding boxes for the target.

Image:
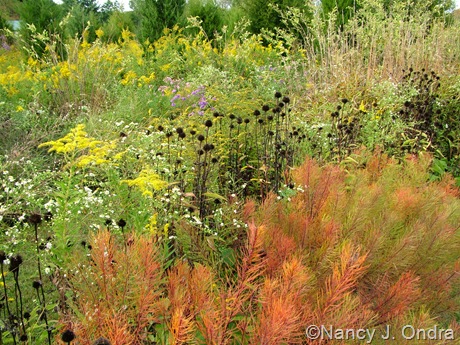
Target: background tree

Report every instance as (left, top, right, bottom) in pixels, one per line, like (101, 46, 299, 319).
(239, 0, 311, 35)
(321, 0, 359, 31)
(130, 0, 186, 43)
(182, 0, 224, 39)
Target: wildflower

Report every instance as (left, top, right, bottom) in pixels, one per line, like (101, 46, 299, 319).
(197, 135, 205, 142)
(262, 105, 270, 111)
(275, 91, 282, 98)
(121, 168, 168, 197)
(204, 120, 213, 128)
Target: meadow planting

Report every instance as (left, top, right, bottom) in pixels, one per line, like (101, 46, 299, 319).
(1, 1, 460, 344)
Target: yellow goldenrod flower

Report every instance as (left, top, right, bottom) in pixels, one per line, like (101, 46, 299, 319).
(121, 168, 168, 197)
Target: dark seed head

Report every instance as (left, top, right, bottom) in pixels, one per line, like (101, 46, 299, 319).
(253, 110, 260, 116)
(197, 134, 205, 142)
(282, 96, 290, 104)
(197, 149, 204, 155)
(157, 125, 164, 132)
(117, 219, 126, 228)
(236, 117, 243, 124)
(244, 118, 250, 124)
(176, 127, 184, 134)
(32, 280, 42, 290)
(105, 218, 112, 226)
(20, 334, 28, 342)
(23, 312, 31, 319)
(203, 144, 213, 152)
(9, 255, 23, 273)
(229, 114, 236, 120)
(0, 251, 6, 262)
(213, 112, 220, 118)
(190, 129, 196, 135)
(166, 132, 173, 138)
(28, 213, 42, 225)
(262, 105, 270, 112)
(204, 120, 213, 127)
(178, 132, 186, 139)
(44, 211, 53, 221)
(211, 157, 218, 163)
(341, 98, 349, 104)
(119, 132, 127, 138)
(61, 329, 76, 343)
(274, 91, 282, 98)
(93, 337, 111, 345)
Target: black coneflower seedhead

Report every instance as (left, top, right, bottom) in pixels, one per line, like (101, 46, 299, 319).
(176, 127, 184, 134)
(117, 219, 126, 228)
(190, 129, 196, 135)
(204, 120, 213, 127)
(282, 96, 290, 104)
(145, 129, 151, 135)
(244, 118, 250, 124)
(20, 334, 28, 342)
(236, 117, 243, 124)
(44, 211, 53, 221)
(93, 337, 111, 345)
(197, 149, 204, 155)
(336, 105, 342, 111)
(29, 213, 42, 225)
(197, 134, 205, 142)
(61, 329, 76, 343)
(166, 132, 173, 138)
(158, 125, 164, 132)
(105, 218, 112, 226)
(253, 109, 260, 116)
(119, 132, 127, 138)
(258, 119, 264, 124)
(267, 115, 273, 121)
(203, 144, 212, 152)
(268, 130, 274, 136)
(262, 105, 270, 112)
(229, 114, 236, 120)
(213, 112, 220, 118)
(32, 280, 42, 289)
(0, 250, 6, 262)
(341, 98, 349, 104)
(274, 91, 282, 98)
(211, 157, 218, 163)
(178, 132, 186, 139)
(9, 254, 23, 273)
(23, 312, 31, 319)
(278, 102, 284, 108)
(229, 124, 235, 129)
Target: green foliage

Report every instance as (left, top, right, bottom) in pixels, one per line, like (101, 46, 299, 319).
(182, 0, 224, 39)
(241, 0, 311, 34)
(131, 0, 186, 43)
(19, 0, 64, 57)
(321, 0, 360, 30)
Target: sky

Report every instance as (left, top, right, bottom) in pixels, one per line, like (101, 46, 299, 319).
(54, 0, 460, 12)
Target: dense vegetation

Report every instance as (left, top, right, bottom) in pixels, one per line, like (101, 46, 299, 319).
(1, 0, 460, 344)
